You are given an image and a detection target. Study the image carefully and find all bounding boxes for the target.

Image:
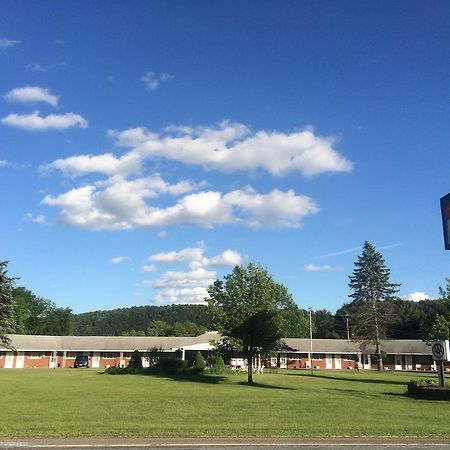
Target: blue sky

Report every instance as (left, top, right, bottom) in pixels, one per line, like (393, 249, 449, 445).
(1, 1, 449, 313)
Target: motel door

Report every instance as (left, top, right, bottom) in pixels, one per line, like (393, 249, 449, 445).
(395, 355, 402, 370)
(405, 355, 413, 371)
(91, 352, 100, 368)
(279, 356, 287, 368)
(15, 352, 24, 368)
(326, 354, 332, 369)
(334, 355, 342, 369)
(4, 353, 14, 368)
(49, 352, 57, 369)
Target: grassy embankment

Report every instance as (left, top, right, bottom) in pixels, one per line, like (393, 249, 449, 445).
(0, 369, 447, 437)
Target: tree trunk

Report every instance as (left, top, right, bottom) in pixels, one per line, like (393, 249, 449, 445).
(372, 297, 383, 371)
(247, 355, 253, 384)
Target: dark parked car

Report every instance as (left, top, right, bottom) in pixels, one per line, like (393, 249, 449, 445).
(74, 355, 89, 368)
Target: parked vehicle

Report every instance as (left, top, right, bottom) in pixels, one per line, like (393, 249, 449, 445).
(74, 355, 89, 368)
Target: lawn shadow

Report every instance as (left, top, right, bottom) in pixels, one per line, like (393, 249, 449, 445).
(237, 381, 293, 390)
(287, 372, 408, 386)
(157, 373, 227, 384)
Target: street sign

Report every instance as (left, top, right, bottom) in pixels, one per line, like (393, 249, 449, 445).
(441, 193, 450, 250)
(431, 340, 450, 361)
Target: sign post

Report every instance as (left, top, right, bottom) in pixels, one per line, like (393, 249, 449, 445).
(440, 193, 450, 251)
(431, 340, 449, 387)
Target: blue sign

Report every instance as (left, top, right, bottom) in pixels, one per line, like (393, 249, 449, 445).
(441, 193, 450, 251)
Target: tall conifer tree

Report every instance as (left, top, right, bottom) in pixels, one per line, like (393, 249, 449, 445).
(348, 242, 400, 370)
(0, 261, 17, 346)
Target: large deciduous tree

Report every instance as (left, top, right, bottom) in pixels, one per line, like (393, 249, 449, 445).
(348, 241, 400, 370)
(0, 261, 17, 346)
(207, 263, 296, 384)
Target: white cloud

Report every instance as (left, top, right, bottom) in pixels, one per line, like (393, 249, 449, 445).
(0, 160, 11, 167)
(224, 187, 319, 228)
(108, 121, 352, 177)
(149, 267, 215, 305)
(149, 246, 205, 264)
(42, 177, 318, 231)
(0, 39, 20, 48)
(26, 63, 47, 73)
(141, 71, 174, 91)
(43, 153, 142, 177)
(304, 264, 341, 272)
(4, 86, 58, 106)
(49, 121, 352, 179)
(143, 245, 244, 305)
(1, 111, 88, 131)
(403, 292, 429, 302)
(23, 213, 46, 224)
(141, 264, 157, 272)
(156, 231, 167, 238)
(110, 256, 130, 264)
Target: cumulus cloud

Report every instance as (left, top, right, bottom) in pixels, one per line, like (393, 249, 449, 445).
(304, 264, 341, 272)
(403, 292, 429, 302)
(141, 264, 157, 272)
(23, 213, 46, 224)
(41, 174, 315, 231)
(4, 86, 58, 106)
(0, 160, 11, 167)
(1, 111, 88, 131)
(107, 121, 353, 177)
(0, 39, 20, 48)
(141, 71, 174, 91)
(148, 245, 242, 269)
(148, 268, 215, 304)
(110, 256, 131, 264)
(142, 245, 243, 304)
(45, 121, 353, 178)
(224, 187, 319, 228)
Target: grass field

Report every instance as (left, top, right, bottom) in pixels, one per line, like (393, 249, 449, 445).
(0, 369, 448, 437)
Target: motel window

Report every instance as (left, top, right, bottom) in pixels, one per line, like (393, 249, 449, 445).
(27, 352, 45, 359)
(0, 351, 5, 359)
(101, 352, 120, 359)
(312, 353, 324, 360)
(122, 352, 132, 359)
(66, 352, 86, 359)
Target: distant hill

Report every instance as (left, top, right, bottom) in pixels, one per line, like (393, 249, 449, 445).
(73, 304, 209, 336)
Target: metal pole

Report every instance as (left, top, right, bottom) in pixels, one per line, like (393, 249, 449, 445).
(346, 314, 350, 340)
(308, 307, 313, 375)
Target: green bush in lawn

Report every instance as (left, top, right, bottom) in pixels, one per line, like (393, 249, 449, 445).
(407, 379, 450, 400)
(128, 350, 143, 370)
(213, 354, 225, 370)
(192, 351, 206, 374)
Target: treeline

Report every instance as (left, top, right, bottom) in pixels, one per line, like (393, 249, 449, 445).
(10, 279, 450, 341)
(74, 304, 210, 336)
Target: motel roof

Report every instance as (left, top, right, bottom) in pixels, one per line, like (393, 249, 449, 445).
(2, 334, 432, 355)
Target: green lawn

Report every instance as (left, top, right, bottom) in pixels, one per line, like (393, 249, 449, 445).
(0, 369, 448, 437)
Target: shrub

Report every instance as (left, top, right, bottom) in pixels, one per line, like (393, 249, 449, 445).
(213, 354, 225, 371)
(407, 379, 450, 400)
(194, 351, 206, 373)
(128, 350, 143, 370)
(154, 357, 189, 375)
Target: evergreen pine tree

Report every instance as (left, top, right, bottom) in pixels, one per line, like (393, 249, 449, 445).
(0, 261, 17, 346)
(348, 242, 400, 370)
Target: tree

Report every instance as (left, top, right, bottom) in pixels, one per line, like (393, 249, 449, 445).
(207, 263, 295, 384)
(0, 261, 17, 346)
(194, 351, 206, 373)
(427, 314, 450, 342)
(12, 287, 74, 335)
(438, 279, 450, 301)
(348, 241, 400, 370)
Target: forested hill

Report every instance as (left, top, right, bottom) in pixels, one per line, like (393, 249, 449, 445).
(73, 304, 209, 336)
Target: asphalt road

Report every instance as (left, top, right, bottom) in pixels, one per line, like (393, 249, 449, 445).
(0, 438, 450, 450)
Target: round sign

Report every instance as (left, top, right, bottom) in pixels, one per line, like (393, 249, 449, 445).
(432, 342, 445, 359)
